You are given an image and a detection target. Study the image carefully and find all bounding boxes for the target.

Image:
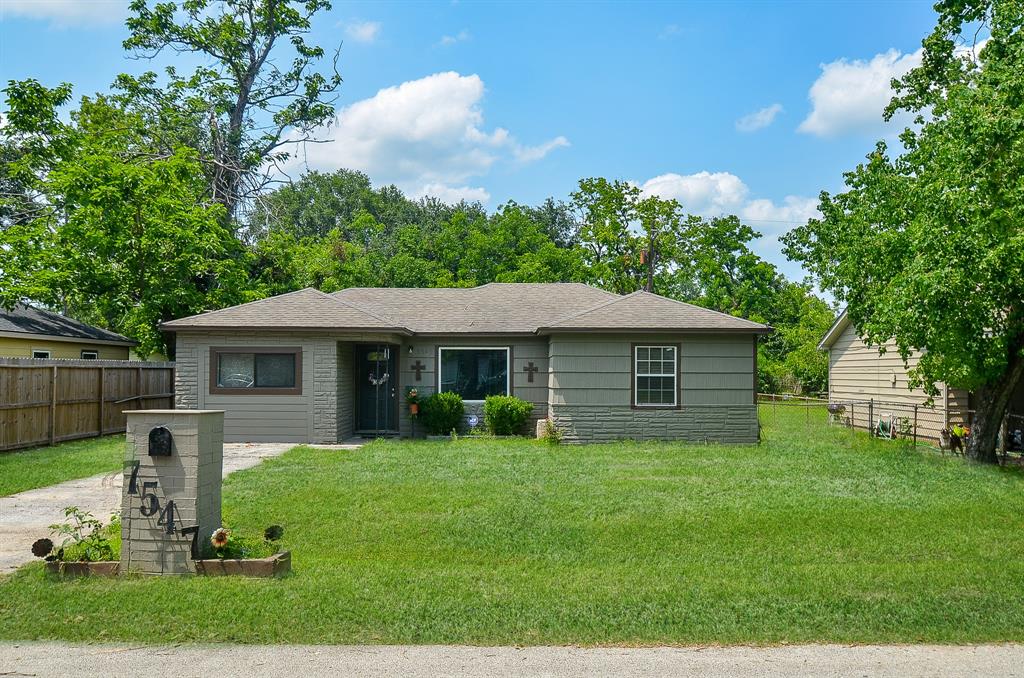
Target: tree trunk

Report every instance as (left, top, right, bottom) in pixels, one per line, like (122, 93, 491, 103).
(966, 341, 1024, 463)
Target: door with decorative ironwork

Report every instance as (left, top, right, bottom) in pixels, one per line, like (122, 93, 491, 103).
(356, 345, 397, 433)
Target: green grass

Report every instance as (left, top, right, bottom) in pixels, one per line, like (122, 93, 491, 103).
(2, 409, 1024, 645)
(0, 436, 123, 497)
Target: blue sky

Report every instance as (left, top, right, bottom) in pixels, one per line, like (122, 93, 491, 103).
(0, 0, 939, 280)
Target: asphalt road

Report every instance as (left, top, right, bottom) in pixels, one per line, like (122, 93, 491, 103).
(1, 643, 1023, 677)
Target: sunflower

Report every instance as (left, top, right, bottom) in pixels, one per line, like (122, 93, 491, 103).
(31, 538, 54, 559)
(211, 527, 230, 549)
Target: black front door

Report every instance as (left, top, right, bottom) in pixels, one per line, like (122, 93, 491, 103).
(356, 344, 397, 432)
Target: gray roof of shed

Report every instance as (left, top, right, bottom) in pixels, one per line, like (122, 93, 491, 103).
(163, 283, 770, 335)
(0, 303, 135, 344)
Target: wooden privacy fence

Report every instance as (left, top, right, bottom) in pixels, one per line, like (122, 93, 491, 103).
(0, 358, 175, 452)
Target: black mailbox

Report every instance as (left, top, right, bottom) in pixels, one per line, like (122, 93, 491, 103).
(148, 426, 173, 456)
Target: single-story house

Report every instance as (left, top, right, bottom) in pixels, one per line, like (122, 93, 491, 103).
(819, 309, 1024, 442)
(162, 283, 770, 444)
(0, 303, 137, 360)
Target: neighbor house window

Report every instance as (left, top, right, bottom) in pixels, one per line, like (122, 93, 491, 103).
(80, 350, 99, 360)
(32, 350, 51, 359)
(438, 347, 509, 401)
(634, 345, 678, 407)
(209, 347, 302, 395)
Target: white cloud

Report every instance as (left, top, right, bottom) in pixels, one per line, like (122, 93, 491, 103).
(799, 48, 922, 138)
(438, 30, 470, 46)
(641, 170, 819, 226)
(289, 72, 567, 204)
(641, 171, 750, 215)
(735, 103, 783, 133)
(344, 20, 381, 44)
(416, 183, 490, 204)
(513, 136, 570, 163)
(0, 0, 128, 26)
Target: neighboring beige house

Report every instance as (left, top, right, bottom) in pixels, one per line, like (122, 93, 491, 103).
(163, 283, 769, 444)
(820, 309, 1003, 443)
(0, 303, 136, 360)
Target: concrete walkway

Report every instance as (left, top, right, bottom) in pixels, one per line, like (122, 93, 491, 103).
(1, 643, 1022, 677)
(0, 441, 363, 574)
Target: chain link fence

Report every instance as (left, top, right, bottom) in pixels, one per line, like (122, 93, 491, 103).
(758, 393, 1024, 464)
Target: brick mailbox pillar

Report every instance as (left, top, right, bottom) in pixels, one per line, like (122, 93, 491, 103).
(121, 410, 224, 575)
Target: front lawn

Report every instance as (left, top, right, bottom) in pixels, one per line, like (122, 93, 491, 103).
(0, 435, 123, 497)
(1, 411, 1023, 645)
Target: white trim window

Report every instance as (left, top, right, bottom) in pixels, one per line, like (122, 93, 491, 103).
(32, 350, 51, 359)
(438, 346, 510, 402)
(81, 350, 99, 360)
(634, 345, 677, 407)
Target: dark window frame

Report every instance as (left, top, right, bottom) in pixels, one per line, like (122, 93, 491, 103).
(436, 346, 512, 402)
(209, 346, 303, 395)
(631, 343, 681, 409)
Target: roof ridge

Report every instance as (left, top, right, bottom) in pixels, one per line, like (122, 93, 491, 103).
(168, 288, 318, 324)
(544, 291, 632, 327)
(308, 287, 407, 329)
(632, 291, 767, 328)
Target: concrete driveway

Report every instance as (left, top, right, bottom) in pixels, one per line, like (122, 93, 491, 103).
(1, 643, 1023, 677)
(0, 441, 362, 574)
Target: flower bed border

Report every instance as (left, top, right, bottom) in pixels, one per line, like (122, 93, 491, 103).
(44, 561, 119, 578)
(193, 550, 291, 578)
(42, 551, 291, 579)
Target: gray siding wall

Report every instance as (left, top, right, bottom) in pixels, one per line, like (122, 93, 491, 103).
(827, 322, 968, 440)
(548, 333, 758, 444)
(397, 336, 550, 436)
(175, 331, 400, 444)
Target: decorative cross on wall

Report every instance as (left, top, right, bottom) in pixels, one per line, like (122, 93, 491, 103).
(411, 360, 426, 382)
(523, 362, 539, 383)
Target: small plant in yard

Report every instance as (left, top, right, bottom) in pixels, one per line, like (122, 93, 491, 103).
(420, 392, 464, 436)
(34, 506, 119, 562)
(541, 418, 562, 445)
(483, 395, 533, 436)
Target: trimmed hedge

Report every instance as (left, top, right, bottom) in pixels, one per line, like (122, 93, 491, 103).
(420, 392, 465, 435)
(483, 395, 533, 436)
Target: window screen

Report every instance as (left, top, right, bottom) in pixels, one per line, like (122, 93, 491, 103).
(634, 345, 677, 406)
(216, 352, 297, 389)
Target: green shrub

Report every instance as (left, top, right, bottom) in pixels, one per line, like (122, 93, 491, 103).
(483, 395, 533, 436)
(420, 392, 465, 435)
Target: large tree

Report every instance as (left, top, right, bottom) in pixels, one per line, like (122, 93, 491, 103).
(119, 0, 341, 221)
(1, 81, 251, 356)
(783, 0, 1024, 462)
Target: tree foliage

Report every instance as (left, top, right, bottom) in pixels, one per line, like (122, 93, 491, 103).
(783, 0, 1024, 462)
(0, 81, 251, 356)
(118, 0, 341, 219)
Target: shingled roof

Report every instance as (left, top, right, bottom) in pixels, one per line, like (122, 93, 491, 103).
(332, 283, 618, 334)
(162, 287, 411, 333)
(538, 290, 769, 333)
(163, 283, 770, 335)
(0, 303, 135, 345)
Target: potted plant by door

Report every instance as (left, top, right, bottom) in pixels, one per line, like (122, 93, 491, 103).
(406, 387, 420, 416)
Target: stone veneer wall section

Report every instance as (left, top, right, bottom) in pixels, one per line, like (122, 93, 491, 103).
(550, 404, 759, 444)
